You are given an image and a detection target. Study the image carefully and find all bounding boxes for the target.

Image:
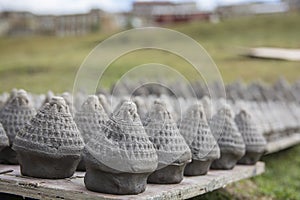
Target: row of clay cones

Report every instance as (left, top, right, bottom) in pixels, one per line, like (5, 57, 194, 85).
(1, 87, 299, 143)
(0, 89, 266, 195)
(108, 77, 300, 102)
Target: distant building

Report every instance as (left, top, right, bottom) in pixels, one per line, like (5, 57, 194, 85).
(284, 0, 300, 10)
(0, 9, 121, 37)
(132, 1, 211, 26)
(0, 11, 35, 36)
(217, 1, 289, 19)
(54, 9, 105, 36)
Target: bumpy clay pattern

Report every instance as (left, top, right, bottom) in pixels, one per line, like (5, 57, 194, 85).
(0, 89, 36, 145)
(144, 100, 191, 168)
(180, 103, 220, 161)
(209, 104, 245, 157)
(0, 123, 9, 149)
(98, 94, 112, 115)
(13, 96, 84, 156)
(84, 100, 158, 173)
(75, 95, 108, 144)
(201, 96, 214, 120)
(235, 109, 266, 153)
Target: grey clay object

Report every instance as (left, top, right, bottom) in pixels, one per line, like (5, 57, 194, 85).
(144, 100, 191, 184)
(0, 89, 36, 164)
(4, 88, 18, 106)
(179, 103, 220, 176)
(13, 96, 84, 179)
(97, 94, 112, 115)
(201, 96, 214, 121)
(147, 162, 187, 184)
(0, 123, 9, 151)
(132, 96, 148, 121)
(209, 104, 246, 170)
(76, 159, 86, 171)
(184, 160, 212, 175)
(74, 95, 109, 171)
(235, 109, 267, 165)
(61, 92, 75, 114)
(84, 100, 158, 195)
(42, 90, 54, 106)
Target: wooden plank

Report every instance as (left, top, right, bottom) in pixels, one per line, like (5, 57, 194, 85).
(242, 47, 300, 61)
(265, 133, 300, 154)
(0, 162, 265, 200)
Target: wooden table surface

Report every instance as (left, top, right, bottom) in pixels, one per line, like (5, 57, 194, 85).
(0, 162, 265, 200)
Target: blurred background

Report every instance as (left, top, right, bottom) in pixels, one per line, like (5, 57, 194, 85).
(0, 0, 299, 93)
(0, 1, 300, 199)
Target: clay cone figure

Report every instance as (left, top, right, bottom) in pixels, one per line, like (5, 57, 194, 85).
(74, 95, 109, 171)
(0, 94, 7, 110)
(209, 104, 245, 170)
(0, 123, 9, 151)
(132, 96, 148, 121)
(42, 90, 54, 106)
(84, 100, 158, 195)
(144, 100, 192, 184)
(97, 94, 112, 115)
(201, 96, 214, 121)
(61, 92, 75, 114)
(113, 97, 131, 113)
(235, 109, 267, 165)
(4, 88, 18, 106)
(180, 103, 220, 176)
(0, 89, 36, 164)
(13, 97, 84, 179)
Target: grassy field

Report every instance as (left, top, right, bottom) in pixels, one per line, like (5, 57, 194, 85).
(0, 12, 300, 199)
(0, 12, 300, 93)
(195, 145, 300, 200)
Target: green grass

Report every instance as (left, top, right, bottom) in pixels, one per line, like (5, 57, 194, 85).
(0, 34, 106, 93)
(255, 145, 300, 199)
(1, 13, 300, 93)
(172, 12, 300, 84)
(193, 145, 300, 200)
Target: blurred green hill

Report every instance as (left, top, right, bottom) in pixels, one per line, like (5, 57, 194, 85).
(0, 12, 300, 93)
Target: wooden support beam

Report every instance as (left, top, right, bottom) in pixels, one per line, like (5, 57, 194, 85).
(265, 133, 300, 154)
(0, 162, 264, 200)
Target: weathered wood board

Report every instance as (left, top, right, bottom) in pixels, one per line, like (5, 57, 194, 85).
(0, 162, 264, 200)
(242, 47, 300, 61)
(265, 133, 300, 154)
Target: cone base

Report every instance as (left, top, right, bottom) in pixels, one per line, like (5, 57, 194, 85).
(211, 152, 241, 170)
(238, 151, 264, 165)
(84, 167, 149, 195)
(17, 150, 80, 179)
(147, 163, 186, 184)
(0, 146, 18, 165)
(76, 157, 86, 171)
(184, 160, 212, 176)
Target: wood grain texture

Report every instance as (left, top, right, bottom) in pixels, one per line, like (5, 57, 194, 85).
(265, 133, 300, 154)
(0, 162, 264, 200)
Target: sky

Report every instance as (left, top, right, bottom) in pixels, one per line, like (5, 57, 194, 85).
(0, 0, 279, 14)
